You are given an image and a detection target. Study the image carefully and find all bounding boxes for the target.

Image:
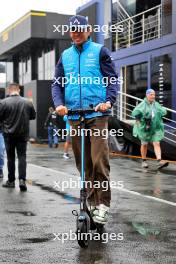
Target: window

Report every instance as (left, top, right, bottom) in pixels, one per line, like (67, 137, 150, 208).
(19, 57, 31, 85)
(38, 54, 44, 80)
(125, 62, 148, 98)
(44, 49, 55, 80)
(120, 62, 148, 119)
(38, 48, 55, 80)
(6, 62, 13, 86)
(0, 62, 6, 89)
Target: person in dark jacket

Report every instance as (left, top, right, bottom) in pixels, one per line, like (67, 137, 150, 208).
(0, 95, 5, 179)
(52, 15, 118, 225)
(0, 126, 5, 178)
(0, 83, 36, 191)
(44, 107, 59, 148)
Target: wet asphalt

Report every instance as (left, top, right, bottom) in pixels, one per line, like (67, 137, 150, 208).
(0, 143, 176, 264)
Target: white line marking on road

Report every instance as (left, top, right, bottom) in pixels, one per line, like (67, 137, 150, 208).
(28, 163, 176, 207)
(28, 163, 74, 177)
(117, 188, 176, 207)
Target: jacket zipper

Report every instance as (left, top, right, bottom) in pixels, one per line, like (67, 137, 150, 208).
(75, 46, 82, 109)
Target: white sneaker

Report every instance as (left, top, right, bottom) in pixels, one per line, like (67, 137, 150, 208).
(63, 153, 70, 159)
(93, 204, 110, 224)
(89, 206, 99, 217)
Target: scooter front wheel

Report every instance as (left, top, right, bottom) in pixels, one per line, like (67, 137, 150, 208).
(76, 221, 89, 248)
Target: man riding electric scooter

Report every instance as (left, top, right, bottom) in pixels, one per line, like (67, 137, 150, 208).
(52, 15, 118, 226)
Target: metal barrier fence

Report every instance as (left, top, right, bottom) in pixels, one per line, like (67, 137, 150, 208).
(112, 3, 162, 50)
(113, 92, 176, 144)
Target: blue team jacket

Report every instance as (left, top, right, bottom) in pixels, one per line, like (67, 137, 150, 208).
(52, 38, 118, 120)
(62, 39, 109, 119)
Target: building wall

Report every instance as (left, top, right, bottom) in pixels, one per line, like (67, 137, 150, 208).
(0, 12, 72, 141)
(78, 0, 176, 113)
(23, 80, 53, 140)
(77, 2, 97, 42)
(23, 81, 37, 139)
(36, 80, 54, 141)
(24, 80, 65, 141)
(0, 11, 71, 59)
(77, 0, 105, 44)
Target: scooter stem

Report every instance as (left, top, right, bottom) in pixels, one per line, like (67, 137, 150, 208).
(80, 116, 87, 211)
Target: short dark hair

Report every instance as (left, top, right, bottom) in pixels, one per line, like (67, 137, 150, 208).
(8, 83, 20, 89)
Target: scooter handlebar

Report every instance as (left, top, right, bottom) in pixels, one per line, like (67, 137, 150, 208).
(67, 107, 96, 116)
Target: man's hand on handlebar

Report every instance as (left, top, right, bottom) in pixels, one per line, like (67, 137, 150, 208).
(55, 105, 68, 116)
(95, 102, 111, 112)
(56, 102, 111, 115)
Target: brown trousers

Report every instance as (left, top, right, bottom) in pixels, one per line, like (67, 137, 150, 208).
(69, 117, 111, 207)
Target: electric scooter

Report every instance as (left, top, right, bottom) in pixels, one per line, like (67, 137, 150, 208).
(68, 107, 104, 248)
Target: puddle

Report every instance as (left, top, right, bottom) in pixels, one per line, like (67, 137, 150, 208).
(7, 210, 36, 216)
(132, 222, 161, 240)
(16, 223, 32, 226)
(32, 181, 80, 204)
(22, 237, 51, 243)
(133, 168, 157, 175)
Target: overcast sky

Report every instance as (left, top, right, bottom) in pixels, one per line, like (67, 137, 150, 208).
(0, 0, 85, 82)
(0, 0, 83, 32)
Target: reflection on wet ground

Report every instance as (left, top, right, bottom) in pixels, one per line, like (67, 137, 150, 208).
(132, 222, 161, 240)
(6, 210, 36, 216)
(22, 236, 53, 244)
(0, 145, 176, 263)
(32, 181, 80, 204)
(110, 157, 176, 203)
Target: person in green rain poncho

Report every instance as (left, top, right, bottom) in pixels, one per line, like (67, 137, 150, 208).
(132, 88, 169, 169)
